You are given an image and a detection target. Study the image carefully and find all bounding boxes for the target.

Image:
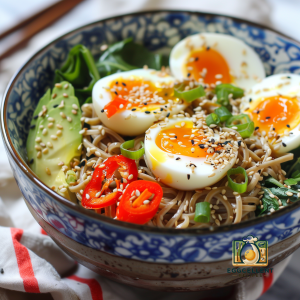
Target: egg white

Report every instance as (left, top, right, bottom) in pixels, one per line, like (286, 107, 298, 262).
(241, 73, 300, 154)
(169, 33, 265, 91)
(92, 69, 188, 136)
(144, 118, 237, 190)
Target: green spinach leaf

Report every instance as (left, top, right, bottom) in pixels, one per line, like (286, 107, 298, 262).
(54, 45, 100, 106)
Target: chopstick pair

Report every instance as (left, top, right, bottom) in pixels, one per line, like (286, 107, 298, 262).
(0, 0, 83, 60)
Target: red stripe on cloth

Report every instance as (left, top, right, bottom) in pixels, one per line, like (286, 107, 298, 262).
(68, 275, 103, 300)
(262, 271, 274, 294)
(10, 228, 40, 293)
(40, 228, 47, 235)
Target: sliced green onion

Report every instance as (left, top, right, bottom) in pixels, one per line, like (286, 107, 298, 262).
(225, 114, 254, 138)
(121, 140, 145, 160)
(206, 113, 220, 127)
(215, 84, 244, 98)
(194, 202, 211, 223)
(227, 167, 248, 193)
(66, 170, 77, 185)
(215, 106, 232, 122)
(216, 88, 230, 107)
(174, 83, 205, 102)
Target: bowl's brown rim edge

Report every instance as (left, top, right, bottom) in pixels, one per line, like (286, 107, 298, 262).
(1, 9, 300, 236)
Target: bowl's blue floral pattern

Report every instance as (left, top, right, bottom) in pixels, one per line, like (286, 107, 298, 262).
(3, 11, 300, 263)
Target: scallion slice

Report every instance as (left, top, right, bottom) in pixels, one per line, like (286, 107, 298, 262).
(225, 114, 254, 138)
(216, 88, 230, 107)
(194, 202, 211, 223)
(227, 167, 248, 193)
(215, 106, 232, 122)
(206, 113, 220, 127)
(215, 84, 244, 98)
(174, 83, 205, 102)
(121, 140, 145, 160)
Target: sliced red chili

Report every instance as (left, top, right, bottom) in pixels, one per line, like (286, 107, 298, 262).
(82, 155, 138, 209)
(103, 96, 129, 118)
(116, 180, 163, 225)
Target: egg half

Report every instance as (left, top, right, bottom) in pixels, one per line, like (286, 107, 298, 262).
(240, 74, 300, 154)
(92, 69, 189, 136)
(170, 33, 265, 90)
(144, 118, 237, 190)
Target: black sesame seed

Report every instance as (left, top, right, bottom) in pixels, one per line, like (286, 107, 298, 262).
(160, 108, 164, 111)
(282, 142, 287, 147)
(238, 141, 242, 146)
(131, 108, 136, 111)
(114, 91, 118, 95)
(101, 109, 104, 113)
(249, 98, 252, 103)
(191, 139, 194, 145)
(153, 111, 157, 114)
(187, 174, 190, 180)
(30, 124, 36, 129)
(195, 57, 199, 61)
(33, 115, 38, 119)
(144, 102, 147, 105)
(255, 126, 259, 130)
(145, 111, 150, 114)
(287, 76, 291, 79)
(187, 73, 191, 77)
(174, 136, 177, 139)
(256, 110, 260, 114)
(122, 82, 126, 86)
(86, 154, 96, 160)
(29, 158, 34, 164)
(165, 93, 168, 96)
(53, 104, 58, 108)
(115, 81, 118, 85)
(206, 46, 210, 51)
(176, 157, 181, 160)
(166, 112, 170, 118)
(211, 138, 215, 143)
(273, 127, 276, 131)
(0, 268, 3, 274)
(199, 144, 205, 149)
(258, 170, 261, 174)
(78, 160, 86, 168)
(121, 177, 123, 183)
(224, 141, 231, 145)
(84, 122, 91, 129)
(286, 124, 290, 128)
(266, 116, 271, 119)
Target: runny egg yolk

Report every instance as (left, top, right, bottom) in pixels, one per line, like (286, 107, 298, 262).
(155, 121, 220, 158)
(109, 76, 179, 111)
(185, 47, 232, 85)
(248, 95, 300, 134)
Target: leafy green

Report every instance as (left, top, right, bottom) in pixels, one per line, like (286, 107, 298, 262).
(97, 37, 168, 77)
(256, 176, 299, 216)
(54, 45, 100, 106)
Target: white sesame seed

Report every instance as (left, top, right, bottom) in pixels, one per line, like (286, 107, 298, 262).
(128, 174, 133, 180)
(72, 110, 77, 115)
(119, 104, 124, 109)
(56, 130, 62, 136)
(60, 112, 66, 118)
(45, 168, 51, 175)
(135, 190, 140, 197)
(42, 128, 48, 135)
(51, 135, 57, 140)
(86, 194, 90, 199)
(143, 200, 150, 205)
(99, 164, 105, 168)
(42, 148, 48, 154)
(35, 137, 41, 143)
(286, 192, 293, 196)
(67, 117, 72, 122)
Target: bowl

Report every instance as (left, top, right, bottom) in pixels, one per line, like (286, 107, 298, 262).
(2, 10, 300, 292)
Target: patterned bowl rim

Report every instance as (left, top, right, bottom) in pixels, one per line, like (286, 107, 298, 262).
(2, 9, 300, 236)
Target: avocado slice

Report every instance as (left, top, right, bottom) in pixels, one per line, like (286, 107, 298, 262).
(27, 82, 82, 202)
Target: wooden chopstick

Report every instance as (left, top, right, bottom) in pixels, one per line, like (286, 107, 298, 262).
(0, 0, 84, 60)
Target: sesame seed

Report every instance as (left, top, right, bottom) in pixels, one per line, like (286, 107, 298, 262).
(72, 110, 77, 115)
(45, 168, 51, 175)
(56, 130, 62, 136)
(67, 117, 72, 122)
(42, 148, 48, 154)
(56, 124, 63, 129)
(35, 145, 41, 151)
(63, 93, 68, 98)
(128, 174, 133, 180)
(35, 137, 41, 143)
(135, 190, 140, 197)
(60, 112, 66, 118)
(99, 164, 105, 168)
(187, 174, 190, 180)
(42, 128, 48, 135)
(51, 135, 57, 140)
(47, 123, 53, 128)
(86, 194, 90, 199)
(143, 200, 150, 205)
(286, 192, 293, 196)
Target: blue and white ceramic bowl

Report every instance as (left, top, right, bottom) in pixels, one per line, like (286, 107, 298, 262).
(2, 11, 300, 291)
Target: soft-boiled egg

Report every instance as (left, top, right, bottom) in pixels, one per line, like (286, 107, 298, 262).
(170, 33, 265, 90)
(92, 69, 189, 136)
(240, 74, 300, 154)
(144, 118, 238, 190)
